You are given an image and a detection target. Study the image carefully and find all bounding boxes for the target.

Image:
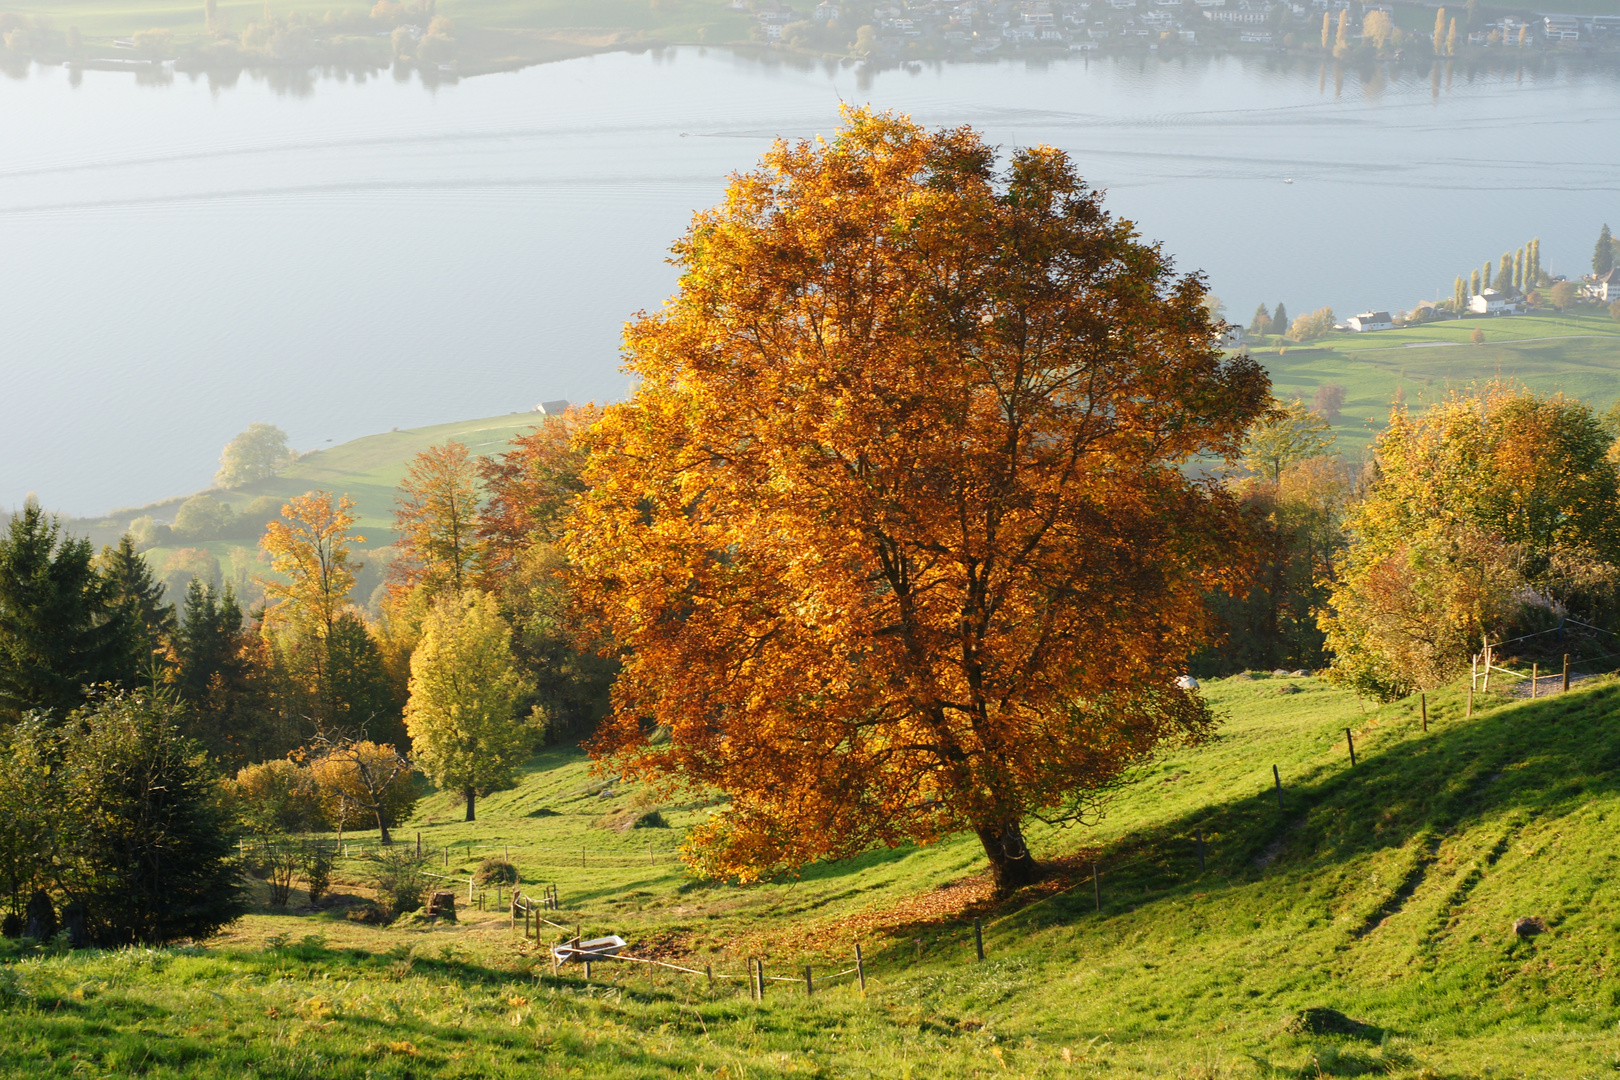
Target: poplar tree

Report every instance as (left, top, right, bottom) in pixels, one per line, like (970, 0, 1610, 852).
(1597, 224, 1615, 277)
(1453, 276, 1468, 311)
(1470, 269, 1481, 296)
(1514, 248, 1524, 292)
(1334, 8, 1349, 54)
(1447, 17, 1457, 54)
(1433, 6, 1446, 53)
(1322, 10, 1331, 48)
(1493, 253, 1513, 292)
(1482, 260, 1492, 291)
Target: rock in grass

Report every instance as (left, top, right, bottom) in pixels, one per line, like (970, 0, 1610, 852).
(1291, 669, 1310, 677)
(1275, 685, 1301, 695)
(1513, 916, 1547, 938)
(1272, 668, 1291, 677)
(1285, 1007, 1381, 1041)
(596, 808, 668, 833)
(1175, 675, 1199, 690)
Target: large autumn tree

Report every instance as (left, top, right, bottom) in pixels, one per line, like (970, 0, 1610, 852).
(390, 441, 484, 602)
(566, 109, 1270, 893)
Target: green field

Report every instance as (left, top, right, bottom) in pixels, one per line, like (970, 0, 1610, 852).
(1255, 311, 1620, 460)
(6, 668, 1620, 1076)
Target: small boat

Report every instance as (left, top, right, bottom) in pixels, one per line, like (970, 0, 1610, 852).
(551, 935, 627, 965)
(1283, 178, 1294, 184)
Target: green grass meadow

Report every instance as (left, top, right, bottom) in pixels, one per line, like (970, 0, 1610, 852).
(7, 669, 1620, 1076)
(1256, 311, 1620, 461)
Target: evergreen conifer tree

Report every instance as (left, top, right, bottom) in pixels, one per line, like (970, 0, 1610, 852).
(1271, 302, 1289, 336)
(1597, 224, 1615, 277)
(1249, 302, 1272, 336)
(0, 500, 131, 719)
(98, 536, 176, 686)
(175, 580, 244, 706)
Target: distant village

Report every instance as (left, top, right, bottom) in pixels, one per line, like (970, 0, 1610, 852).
(739, 0, 1620, 60)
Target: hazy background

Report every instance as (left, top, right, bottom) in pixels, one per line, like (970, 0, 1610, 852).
(3, 49, 1617, 515)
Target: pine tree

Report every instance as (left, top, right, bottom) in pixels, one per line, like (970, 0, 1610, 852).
(1596, 224, 1615, 277)
(0, 501, 132, 719)
(97, 536, 176, 686)
(1249, 302, 1272, 336)
(1433, 6, 1446, 53)
(1271, 302, 1288, 336)
(174, 580, 244, 706)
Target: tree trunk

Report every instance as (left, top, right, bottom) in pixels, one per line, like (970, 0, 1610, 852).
(975, 819, 1040, 895)
(464, 787, 477, 823)
(375, 809, 392, 847)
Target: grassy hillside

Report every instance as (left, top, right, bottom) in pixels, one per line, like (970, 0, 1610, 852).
(1257, 311, 1620, 461)
(6, 669, 1620, 1076)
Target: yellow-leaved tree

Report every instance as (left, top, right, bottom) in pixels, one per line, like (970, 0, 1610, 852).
(259, 491, 363, 645)
(566, 108, 1271, 893)
(1321, 383, 1620, 700)
(403, 592, 535, 822)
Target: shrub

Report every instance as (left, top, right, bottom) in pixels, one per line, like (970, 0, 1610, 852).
(303, 842, 334, 906)
(1470, 328, 1485, 344)
(229, 759, 323, 834)
(370, 848, 430, 920)
(1287, 307, 1336, 342)
(473, 857, 518, 886)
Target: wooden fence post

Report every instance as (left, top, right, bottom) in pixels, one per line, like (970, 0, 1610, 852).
(1564, 654, 1571, 692)
(584, 959, 592, 980)
(1273, 765, 1284, 809)
(973, 918, 985, 961)
(804, 965, 814, 997)
(1532, 663, 1539, 699)
(758, 958, 767, 1000)
(1421, 693, 1428, 732)
(706, 964, 714, 988)
(1196, 828, 1205, 873)
(1092, 863, 1101, 912)
(855, 944, 866, 991)
(1467, 680, 1474, 718)
(416, 831, 421, 857)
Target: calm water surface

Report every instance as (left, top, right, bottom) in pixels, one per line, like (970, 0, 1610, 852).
(3, 50, 1617, 513)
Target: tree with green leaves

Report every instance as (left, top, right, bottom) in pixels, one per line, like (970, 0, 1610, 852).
(0, 500, 133, 719)
(215, 423, 295, 488)
(1453, 276, 1468, 311)
(1242, 399, 1335, 482)
(404, 591, 535, 822)
(1514, 248, 1524, 292)
(1322, 383, 1620, 700)
(1249, 302, 1272, 337)
(1596, 224, 1614, 277)
(1492, 253, 1513, 293)
(1470, 269, 1481, 296)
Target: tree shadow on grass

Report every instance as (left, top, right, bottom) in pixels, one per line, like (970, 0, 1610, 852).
(1001, 682, 1620, 930)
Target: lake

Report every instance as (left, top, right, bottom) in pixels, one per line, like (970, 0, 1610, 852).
(3, 49, 1617, 515)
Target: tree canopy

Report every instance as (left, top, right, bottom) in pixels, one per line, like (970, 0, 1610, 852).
(215, 423, 295, 488)
(403, 591, 534, 822)
(567, 109, 1270, 892)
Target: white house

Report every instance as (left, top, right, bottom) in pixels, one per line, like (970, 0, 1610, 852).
(1468, 289, 1525, 315)
(1345, 311, 1394, 332)
(534, 399, 572, 414)
(1584, 269, 1619, 303)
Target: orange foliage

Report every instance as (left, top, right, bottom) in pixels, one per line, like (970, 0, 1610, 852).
(566, 109, 1270, 893)
(477, 405, 602, 581)
(259, 491, 363, 642)
(389, 441, 484, 602)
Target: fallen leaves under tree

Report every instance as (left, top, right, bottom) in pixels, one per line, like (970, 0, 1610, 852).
(566, 108, 1270, 894)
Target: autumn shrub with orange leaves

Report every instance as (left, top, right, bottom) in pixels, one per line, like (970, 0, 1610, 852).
(1321, 382, 1620, 701)
(565, 108, 1271, 894)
